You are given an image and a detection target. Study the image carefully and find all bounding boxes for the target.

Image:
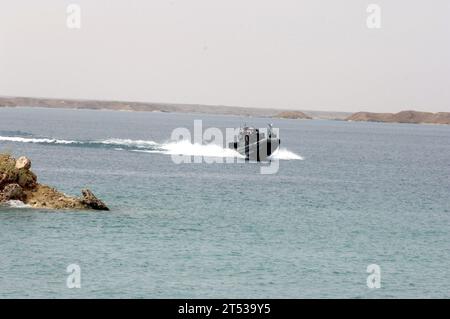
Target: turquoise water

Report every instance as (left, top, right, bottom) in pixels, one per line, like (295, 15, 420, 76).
(0, 107, 449, 298)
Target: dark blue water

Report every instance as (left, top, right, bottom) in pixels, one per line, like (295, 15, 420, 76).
(0, 107, 449, 298)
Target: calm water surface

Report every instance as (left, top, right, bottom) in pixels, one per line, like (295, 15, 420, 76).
(0, 107, 449, 298)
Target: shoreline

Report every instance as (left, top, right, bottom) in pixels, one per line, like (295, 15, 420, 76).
(1, 96, 449, 125)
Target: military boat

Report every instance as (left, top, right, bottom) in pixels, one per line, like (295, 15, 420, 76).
(228, 124, 280, 161)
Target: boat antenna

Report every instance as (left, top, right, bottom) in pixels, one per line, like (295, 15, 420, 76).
(268, 123, 273, 137)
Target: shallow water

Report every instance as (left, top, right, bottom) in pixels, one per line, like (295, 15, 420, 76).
(0, 107, 449, 298)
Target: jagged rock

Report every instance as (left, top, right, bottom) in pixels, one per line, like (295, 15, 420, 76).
(2, 183, 24, 201)
(15, 156, 31, 170)
(80, 189, 109, 211)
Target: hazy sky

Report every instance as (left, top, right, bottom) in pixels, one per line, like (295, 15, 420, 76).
(1, 0, 449, 112)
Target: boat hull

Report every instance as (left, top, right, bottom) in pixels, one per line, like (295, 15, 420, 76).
(230, 137, 280, 161)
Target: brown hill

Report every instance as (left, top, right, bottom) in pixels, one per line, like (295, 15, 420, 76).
(274, 111, 312, 120)
(346, 111, 450, 125)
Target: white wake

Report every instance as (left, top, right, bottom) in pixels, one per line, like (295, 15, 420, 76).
(270, 148, 304, 160)
(0, 135, 303, 160)
(0, 136, 79, 144)
(4, 200, 31, 208)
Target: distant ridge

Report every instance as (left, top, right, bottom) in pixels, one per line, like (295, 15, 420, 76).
(0, 96, 350, 120)
(347, 111, 450, 125)
(273, 111, 312, 120)
(2, 96, 447, 124)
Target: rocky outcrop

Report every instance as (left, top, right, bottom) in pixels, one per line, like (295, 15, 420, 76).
(346, 111, 450, 125)
(274, 111, 312, 120)
(0, 154, 109, 210)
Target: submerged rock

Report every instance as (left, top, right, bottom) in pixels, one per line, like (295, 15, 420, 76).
(0, 154, 109, 211)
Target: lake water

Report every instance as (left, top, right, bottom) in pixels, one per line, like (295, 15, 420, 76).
(0, 107, 449, 298)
